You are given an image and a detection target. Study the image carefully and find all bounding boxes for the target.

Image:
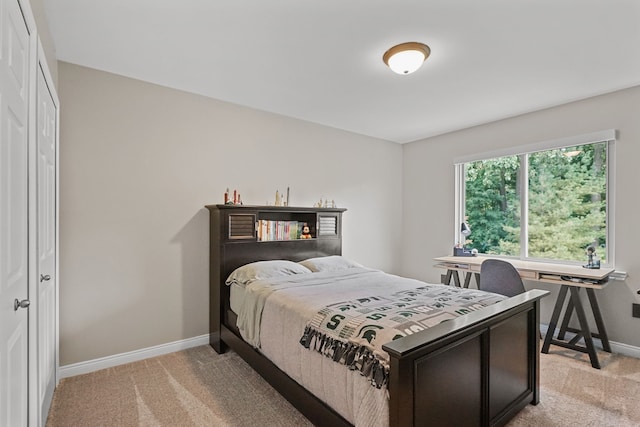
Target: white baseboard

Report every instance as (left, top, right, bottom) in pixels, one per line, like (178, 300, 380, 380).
(539, 323, 640, 359)
(58, 334, 209, 379)
(608, 341, 640, 359)
(58, 327, 640, 380)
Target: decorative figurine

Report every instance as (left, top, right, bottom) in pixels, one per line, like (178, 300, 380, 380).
(583, 246, 600, 269)
(224, 188, 239, 205)
(300, 223, 312, 239)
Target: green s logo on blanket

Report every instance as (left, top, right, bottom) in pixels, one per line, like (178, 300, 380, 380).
(326, 314, 345, 330)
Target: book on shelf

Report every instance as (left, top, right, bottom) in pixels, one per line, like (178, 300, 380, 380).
(257, 220, 304, 241)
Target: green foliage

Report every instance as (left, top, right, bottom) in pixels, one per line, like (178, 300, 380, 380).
(464, 142, 607, 262)
(465, 156, 520, 255)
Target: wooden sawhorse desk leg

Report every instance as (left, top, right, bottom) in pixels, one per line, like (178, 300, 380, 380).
(541, 286, 567, 354)
(443, 269, 462, 287)
(443, 270, 480, 289)
(462, 272, 481, 289)
(557, 288, 611, 352)
(542, 285, 608, 369)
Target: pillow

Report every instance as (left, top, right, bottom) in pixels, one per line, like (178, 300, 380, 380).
(298, 255, 363, 273)
(225, 260, 312, 287)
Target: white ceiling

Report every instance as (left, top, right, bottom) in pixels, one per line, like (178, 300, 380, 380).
(44, 0, 640, 144)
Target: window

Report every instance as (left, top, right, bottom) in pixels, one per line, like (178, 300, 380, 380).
(455, 131, 614, 265)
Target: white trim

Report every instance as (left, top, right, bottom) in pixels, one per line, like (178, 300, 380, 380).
(58, 330, 640, 380)
(609, 341, 640, 359)
(36, 38, 59, 427)
(453, 129, 616, 164)
(609, 270, 628, 281)
(540, 323, 640, 359)
(520, 153, 528, 259)
(58, 335, 210, 379)
(606, 140, 616, 268)
(21, 0, 39, 425)
(455, 134, 615, 267)
(454, 164, 465, 245)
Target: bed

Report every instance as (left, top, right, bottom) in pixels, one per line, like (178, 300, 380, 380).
(207, 204, 548, 427)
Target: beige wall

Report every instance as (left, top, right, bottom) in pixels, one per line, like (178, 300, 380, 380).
(402, 85, 640, 348)
(58, 62, 403, 365)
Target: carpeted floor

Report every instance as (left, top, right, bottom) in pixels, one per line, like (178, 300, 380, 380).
(507, 348, 640, 427)
(46, 345, 640, 427)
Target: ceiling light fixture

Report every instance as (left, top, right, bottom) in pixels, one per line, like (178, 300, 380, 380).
(383, 42, 431, 75)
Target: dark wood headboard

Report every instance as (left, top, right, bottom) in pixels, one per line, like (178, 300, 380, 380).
(206, 204, 346, 352)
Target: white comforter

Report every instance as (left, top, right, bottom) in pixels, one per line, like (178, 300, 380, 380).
(234, 267, 431, 426)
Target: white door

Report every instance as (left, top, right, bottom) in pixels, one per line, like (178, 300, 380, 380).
(0, 0, 32, 425)
(36, 57, 57, 425)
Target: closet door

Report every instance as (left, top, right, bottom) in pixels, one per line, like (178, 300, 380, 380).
(0, 0, 32, 425)
(35, 49, 57, 425)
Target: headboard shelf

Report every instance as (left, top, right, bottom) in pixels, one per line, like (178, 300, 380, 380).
(210, 203, 346, 212)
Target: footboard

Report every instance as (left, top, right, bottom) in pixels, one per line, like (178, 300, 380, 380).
(383, 289, 548, 427)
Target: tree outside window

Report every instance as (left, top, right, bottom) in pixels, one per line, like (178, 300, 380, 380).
(462, 141, 608, 264)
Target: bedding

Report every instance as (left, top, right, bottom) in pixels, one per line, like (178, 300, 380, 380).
(300, 284, 506, 388)
(225, 259, 312, 287)
(298, 255, 363, 272)
(229, 282, 246, 314)
(232, 266, 508, 426)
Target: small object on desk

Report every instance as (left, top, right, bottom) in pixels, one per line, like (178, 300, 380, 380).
(454, 221, 476, 257)
(583, 246, 600, 269)
(453, 247, 476, 257)
(583, 277, 607, 285)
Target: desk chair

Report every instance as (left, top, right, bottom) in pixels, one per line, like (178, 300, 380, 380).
(479, 259, 526, 297)
(480, 259, 541, 339)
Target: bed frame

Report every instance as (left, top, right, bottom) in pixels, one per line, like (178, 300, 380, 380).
(207, 205, 548, 427)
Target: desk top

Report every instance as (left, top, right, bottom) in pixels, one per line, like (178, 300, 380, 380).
(434, 255, 614, 289)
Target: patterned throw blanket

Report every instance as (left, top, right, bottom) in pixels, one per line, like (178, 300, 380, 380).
(299, 284, 506, 388)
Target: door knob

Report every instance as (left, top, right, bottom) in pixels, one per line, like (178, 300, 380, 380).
(14, 299, 30, 311)
(40, 274, 51, 282)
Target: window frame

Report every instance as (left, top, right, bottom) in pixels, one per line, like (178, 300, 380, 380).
(454, 130, 616, 267)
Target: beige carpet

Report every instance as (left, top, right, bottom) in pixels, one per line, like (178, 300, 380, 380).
(507, 348, 640, 427)
(47, 345, 640, 427)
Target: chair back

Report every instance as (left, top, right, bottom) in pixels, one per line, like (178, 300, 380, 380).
(479, 259, 526, 297)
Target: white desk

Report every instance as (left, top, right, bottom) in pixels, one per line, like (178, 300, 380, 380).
(434, 255, 615, 369)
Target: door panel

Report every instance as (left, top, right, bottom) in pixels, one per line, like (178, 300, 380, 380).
(7, 323, 28, 425)
(0, 0, 31, 425)
(37, 62, 57, 422)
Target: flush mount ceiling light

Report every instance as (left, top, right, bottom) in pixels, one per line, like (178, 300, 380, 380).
(383, 42, 431, 75)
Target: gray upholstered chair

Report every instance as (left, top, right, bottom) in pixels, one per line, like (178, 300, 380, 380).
(479, 259, 526, 297)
